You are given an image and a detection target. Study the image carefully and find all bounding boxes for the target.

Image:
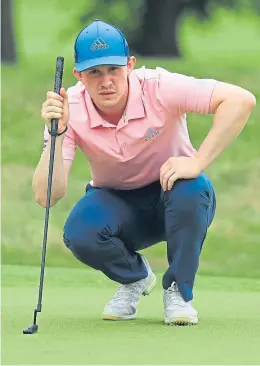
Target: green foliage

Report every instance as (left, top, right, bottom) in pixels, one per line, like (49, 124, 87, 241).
(55, 0, 260, 55)
(56, 0, 144, 51)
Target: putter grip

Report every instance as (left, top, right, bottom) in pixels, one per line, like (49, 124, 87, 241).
(54, 56, 64, 93)
(51, 56, 64, 134)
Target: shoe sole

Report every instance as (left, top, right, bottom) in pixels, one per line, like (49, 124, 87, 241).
(103, 273, 157, 321)
(164, 316, 198, 326)
(103, 313, 136, 321)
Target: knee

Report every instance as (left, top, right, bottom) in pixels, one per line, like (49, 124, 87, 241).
(63, 217, 113, 263)
(165, 175, 211, 216)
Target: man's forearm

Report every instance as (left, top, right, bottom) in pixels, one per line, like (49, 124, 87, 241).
(195, 96, 256, 171)
(32, 135, 66, 207)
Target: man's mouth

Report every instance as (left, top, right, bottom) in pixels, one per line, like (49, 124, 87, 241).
(99, 91, 116, 95)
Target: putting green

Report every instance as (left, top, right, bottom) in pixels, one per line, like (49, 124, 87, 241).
(2, 265, 260, 365)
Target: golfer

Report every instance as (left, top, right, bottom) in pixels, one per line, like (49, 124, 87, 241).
(35, 20, 256, 325)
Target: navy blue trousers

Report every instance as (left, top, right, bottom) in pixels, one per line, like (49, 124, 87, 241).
(63, 173, 216, 301)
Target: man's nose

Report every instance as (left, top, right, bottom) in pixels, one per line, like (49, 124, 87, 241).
(101, 74, 113, 88)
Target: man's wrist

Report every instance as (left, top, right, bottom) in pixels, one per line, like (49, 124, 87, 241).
(193, 155, 205, 173)
(47, 132, 65, 144)
(48, 125, 68, 136)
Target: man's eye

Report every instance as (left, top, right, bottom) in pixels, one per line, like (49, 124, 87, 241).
(89, 69, 99, 75)
(110, 67, 118, 72)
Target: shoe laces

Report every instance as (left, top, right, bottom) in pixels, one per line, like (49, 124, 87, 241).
(111, 282, 142, 304)
(164, 282, 187, 308)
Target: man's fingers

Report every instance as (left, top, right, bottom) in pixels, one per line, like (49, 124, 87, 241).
(43, 106, 63, 115)
(42, 111, 62, 121)
(161, 168, 175, 191)
(46, 91, 63, 102)
(160, 161, 171, 185)
(43, 98, 63, 108)
(160, 167, 169, 188)
(167, 173, 179, 191)
(60, 88, 68, 100)
(160, 160, 170, 174)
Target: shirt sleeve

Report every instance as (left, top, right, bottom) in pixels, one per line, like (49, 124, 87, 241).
(42, 124, 77, 161)
(157, 67, 218, 116)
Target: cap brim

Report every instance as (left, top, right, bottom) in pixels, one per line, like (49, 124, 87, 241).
(75, 56, 128, 72)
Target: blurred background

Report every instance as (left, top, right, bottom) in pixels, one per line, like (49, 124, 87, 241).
(2, 0, 260, 277)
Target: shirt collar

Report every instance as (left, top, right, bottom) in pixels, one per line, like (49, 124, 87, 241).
(85, 93, 104, 128)
(125, 71, 145, 121)
(85, 71, 145, 129)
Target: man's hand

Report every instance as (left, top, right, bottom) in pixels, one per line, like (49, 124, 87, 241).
(41, 87, 69, 134)
(160, 157, 202, 191)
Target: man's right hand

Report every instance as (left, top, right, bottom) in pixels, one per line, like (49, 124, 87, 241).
(41, 87, 69, 134)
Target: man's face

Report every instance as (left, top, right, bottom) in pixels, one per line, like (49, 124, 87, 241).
(74, 57, 136, 109)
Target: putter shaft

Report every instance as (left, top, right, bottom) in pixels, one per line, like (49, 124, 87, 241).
(22, 57, 64, 334)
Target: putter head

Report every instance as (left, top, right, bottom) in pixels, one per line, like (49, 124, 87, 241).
(23, 324, 38, 334)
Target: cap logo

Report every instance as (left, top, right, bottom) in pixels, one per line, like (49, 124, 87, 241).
(91, 37, 109, 51)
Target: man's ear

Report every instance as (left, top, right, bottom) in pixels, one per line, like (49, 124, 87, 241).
(73, 68, 82, 81)
(127, 56, 136, 75)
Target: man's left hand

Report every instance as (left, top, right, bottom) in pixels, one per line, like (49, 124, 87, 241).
(160, 156, 202, 191)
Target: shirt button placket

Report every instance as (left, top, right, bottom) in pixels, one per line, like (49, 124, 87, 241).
(115, 131, 126, 157)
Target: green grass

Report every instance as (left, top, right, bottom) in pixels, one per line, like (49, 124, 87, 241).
(2, 2, 260, 277)
(2, 265, 260, 365)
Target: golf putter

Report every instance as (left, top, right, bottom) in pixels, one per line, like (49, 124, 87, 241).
(23, 56, 64, 334)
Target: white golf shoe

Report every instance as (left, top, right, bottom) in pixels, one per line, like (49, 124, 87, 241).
(102, 256, 156, 320)
(163, 282, 198, 325)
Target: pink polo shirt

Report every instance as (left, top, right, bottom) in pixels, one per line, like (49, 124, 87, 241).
(43, 67, 217, 190)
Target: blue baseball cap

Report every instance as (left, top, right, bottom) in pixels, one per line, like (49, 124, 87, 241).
(74, 19, 129, 72)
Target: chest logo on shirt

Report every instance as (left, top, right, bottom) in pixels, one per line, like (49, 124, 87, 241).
(144, 128, 160, 141)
